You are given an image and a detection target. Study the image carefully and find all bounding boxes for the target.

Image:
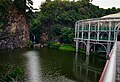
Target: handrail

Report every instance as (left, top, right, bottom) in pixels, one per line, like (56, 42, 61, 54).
(99, 41, 117, 82)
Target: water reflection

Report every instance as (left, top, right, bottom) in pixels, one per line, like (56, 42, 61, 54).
(24, 50, 42, 82)
(73, 53, 102, 82)
(0, 48, 105, 82)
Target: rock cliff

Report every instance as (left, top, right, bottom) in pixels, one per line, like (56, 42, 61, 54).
(0, 4, 29, 49)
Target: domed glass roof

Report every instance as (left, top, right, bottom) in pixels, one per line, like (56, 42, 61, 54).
(101, 12, 120, 18)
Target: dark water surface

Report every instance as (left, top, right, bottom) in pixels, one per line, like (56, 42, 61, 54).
(0, 48, 105, 82)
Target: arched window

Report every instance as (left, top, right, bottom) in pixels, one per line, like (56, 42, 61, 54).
(117, 32, 120, 41)
(90, 32, 97, 39)
(79, 42, 86, 51)
(111, 32, 114, 40)
(79, 32, 82, 38)
(90, 44, 106, 53)
(99, 32, 108, 40)
(83, 32, 88, 39)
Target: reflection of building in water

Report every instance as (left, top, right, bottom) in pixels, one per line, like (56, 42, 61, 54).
(73, 53, 102, 82)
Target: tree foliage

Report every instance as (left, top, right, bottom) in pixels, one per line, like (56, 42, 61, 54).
(0, 0, 120, 44)
(28, 12, 41, 43)
(38, 0, 120, 43)
(0, 0, 12, 30)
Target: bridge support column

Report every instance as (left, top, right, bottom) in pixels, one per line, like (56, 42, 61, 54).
(106, 43, 111, 58)
(85, 55, 89, 65)
(86, 40, 90, 55)
(75, 40, 79, 52)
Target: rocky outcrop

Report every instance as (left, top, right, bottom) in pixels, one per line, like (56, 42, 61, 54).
(40, 32, 48, 43)
(0, 4, 29, 49)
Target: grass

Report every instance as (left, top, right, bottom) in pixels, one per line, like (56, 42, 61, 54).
(47, 42, 86, 53)
(59, 44, 75, 51)
(47, 42, 61, 49)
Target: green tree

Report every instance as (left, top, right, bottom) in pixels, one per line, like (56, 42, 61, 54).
(60, 28, 74, 44)
(29, 12, 41, 43)
(38, 0, 120, 43)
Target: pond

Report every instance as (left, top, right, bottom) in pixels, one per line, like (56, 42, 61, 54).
(0, 48, 105, 82)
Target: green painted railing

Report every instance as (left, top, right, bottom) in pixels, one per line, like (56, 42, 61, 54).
(90, 37, 97, 39)
(99, 37, 108, 40)
(83, 36, 88, 39)
(79, 27, 115, 31)
(81, 36, 114, 41)
(83, 27, 89, 30)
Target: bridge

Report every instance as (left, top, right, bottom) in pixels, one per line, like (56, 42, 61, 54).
(74, 13, 120, 82)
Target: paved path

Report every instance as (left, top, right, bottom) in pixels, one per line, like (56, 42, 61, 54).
(116, 41, 120, 82)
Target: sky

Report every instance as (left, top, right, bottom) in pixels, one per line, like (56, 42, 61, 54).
(32, 0, 45, 9)
(92, 0, 120, 9)
(32, 0, 120, 9)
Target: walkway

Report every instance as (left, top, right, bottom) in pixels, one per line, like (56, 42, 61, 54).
(99, 41, 120, 82)
(116, 41, 120, 82)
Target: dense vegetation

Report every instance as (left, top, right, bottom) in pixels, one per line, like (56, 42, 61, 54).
(0, 64, 25, 82)
(29, 0, 120, 44)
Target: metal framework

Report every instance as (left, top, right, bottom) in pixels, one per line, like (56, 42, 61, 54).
(74, 17, 120, 56)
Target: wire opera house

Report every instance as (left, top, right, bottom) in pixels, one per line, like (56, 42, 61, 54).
(74, 13, 120, 56)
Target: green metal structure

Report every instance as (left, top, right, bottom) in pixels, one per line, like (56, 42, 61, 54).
(74, 17, 120, 56)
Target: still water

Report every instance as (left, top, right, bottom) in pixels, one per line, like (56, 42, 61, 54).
(0, 48, 105, 82)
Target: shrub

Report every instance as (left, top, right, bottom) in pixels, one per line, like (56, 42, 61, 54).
(47, 42, 61, 49)
(27, 40, 33, 47)
(0, 64, 25, 82)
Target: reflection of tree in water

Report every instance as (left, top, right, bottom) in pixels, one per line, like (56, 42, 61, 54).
(0, 63, 25, 82)
(73, 53, 105, 82)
